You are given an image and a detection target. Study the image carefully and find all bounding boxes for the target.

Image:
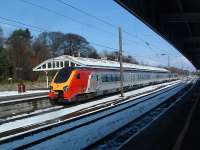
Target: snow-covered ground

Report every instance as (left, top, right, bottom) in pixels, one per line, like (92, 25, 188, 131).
(4, 105, 64, 122)
(0, 80, 181, 134)
(33, 84, 184, 150)
(0, 90, 49, 98)
(0, 79, 189, 150)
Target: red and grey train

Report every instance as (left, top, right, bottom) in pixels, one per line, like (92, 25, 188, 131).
(48, 65, 173, 103)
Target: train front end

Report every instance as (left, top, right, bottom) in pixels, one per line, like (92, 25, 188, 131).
(48, 67, 75, 103)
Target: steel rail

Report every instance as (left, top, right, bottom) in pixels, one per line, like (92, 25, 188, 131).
(117, 79, 198, 150)
(91, 80, 196, 149)
(0, 81, 179, 125)
(0, 81, 185, 149)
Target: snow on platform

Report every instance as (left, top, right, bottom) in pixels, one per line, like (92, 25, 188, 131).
(0, 80, 188, 150)
(0, 90, 49, 98)
(0, 80, 182, 134)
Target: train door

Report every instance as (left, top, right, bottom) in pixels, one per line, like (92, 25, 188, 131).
(76, 71, 83, 93)
(90, 73, 98, 92)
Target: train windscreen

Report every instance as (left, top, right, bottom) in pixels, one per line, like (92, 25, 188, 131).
(54, 67, 74, 83)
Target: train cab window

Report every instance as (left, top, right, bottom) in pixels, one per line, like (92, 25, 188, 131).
(54, 67, 74, 83)
(76, 73, 80, 79)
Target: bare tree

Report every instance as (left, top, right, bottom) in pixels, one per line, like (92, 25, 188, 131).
(86, 46, 100, 59)
(38, 32, 99, 58)
(32, 39, 50, 63)
(123, 55, 139, 64)
(102, 51, 139, 64)
(167, 67, 189, 75)
(60, 33, 89, 56)
(7, 29, 32, 80)
(38, 32, 65, 57)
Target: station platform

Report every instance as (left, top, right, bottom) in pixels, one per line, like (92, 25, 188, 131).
(173, 81, 200, 150)
(178, 97, 200, 150)
(0, 90, 48, 101)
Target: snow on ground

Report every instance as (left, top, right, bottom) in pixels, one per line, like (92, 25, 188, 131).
(0, 80, 186, 150)
(0, 90, 49, 98)
(4, 105, 63, 121)
(31, 85, 184, 150)
(0, 80, 182, 134)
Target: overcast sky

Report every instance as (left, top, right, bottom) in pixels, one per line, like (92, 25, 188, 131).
(0, 0, 196, 71)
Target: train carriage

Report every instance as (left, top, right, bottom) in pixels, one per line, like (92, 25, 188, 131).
(48, 57, 172, 103)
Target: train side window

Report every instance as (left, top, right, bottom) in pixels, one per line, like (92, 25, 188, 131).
(116, 74, 119, 81)
(76, 73, 80, 79)
(101, 75, 104, 82)
(110, 75, 113, 81)
(111, 74, 115, 82)
(114, 74, 117, 81)
(105, 75, 108, 82)
(108, 75, 111, 82)
(101, 74, 106, 82)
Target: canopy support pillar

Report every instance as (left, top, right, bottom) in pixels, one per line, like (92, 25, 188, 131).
(44, 71, 49, 88)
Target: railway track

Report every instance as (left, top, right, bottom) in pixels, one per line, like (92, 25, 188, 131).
(0, 80, 181, 125)
(0, 79, 191, 149)
(0, 106, 64, 125)
(0, 80, 179, 120)
(89, 79, 197, 150)
(0, 91, 49, 119)
(0, 92, 48, 104)
(0, 97, 50, 119)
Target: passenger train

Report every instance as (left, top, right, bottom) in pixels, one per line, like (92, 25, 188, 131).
(48, 58, 175, 103)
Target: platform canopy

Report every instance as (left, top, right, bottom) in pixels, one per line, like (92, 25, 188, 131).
(33, 55, 168, 72)
(115, 0, 200, 69)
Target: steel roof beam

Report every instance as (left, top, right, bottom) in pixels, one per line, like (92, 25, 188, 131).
(176, 0, 192, 36)
(162, 13, 200, 23)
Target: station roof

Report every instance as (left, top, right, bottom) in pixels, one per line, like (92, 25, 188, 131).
(33, 55, 168, 72)
(115, 0, 200, 69)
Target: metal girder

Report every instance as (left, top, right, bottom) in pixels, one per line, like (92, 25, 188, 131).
(185, 48, 200, 52)
(162, 13, 200, 23)
(183, 37, 200, 42)
(186, 54, 200, 58)
(183, 50, 200, 59)
(176, 0, 192, 36)
(183, 41, 200, 50)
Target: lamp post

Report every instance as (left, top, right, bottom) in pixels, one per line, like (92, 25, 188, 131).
(118, 27, 124, 98)
(161, 53, 170, 68)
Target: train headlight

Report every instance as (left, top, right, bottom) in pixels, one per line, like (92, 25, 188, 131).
(63, 86, 68, 92)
